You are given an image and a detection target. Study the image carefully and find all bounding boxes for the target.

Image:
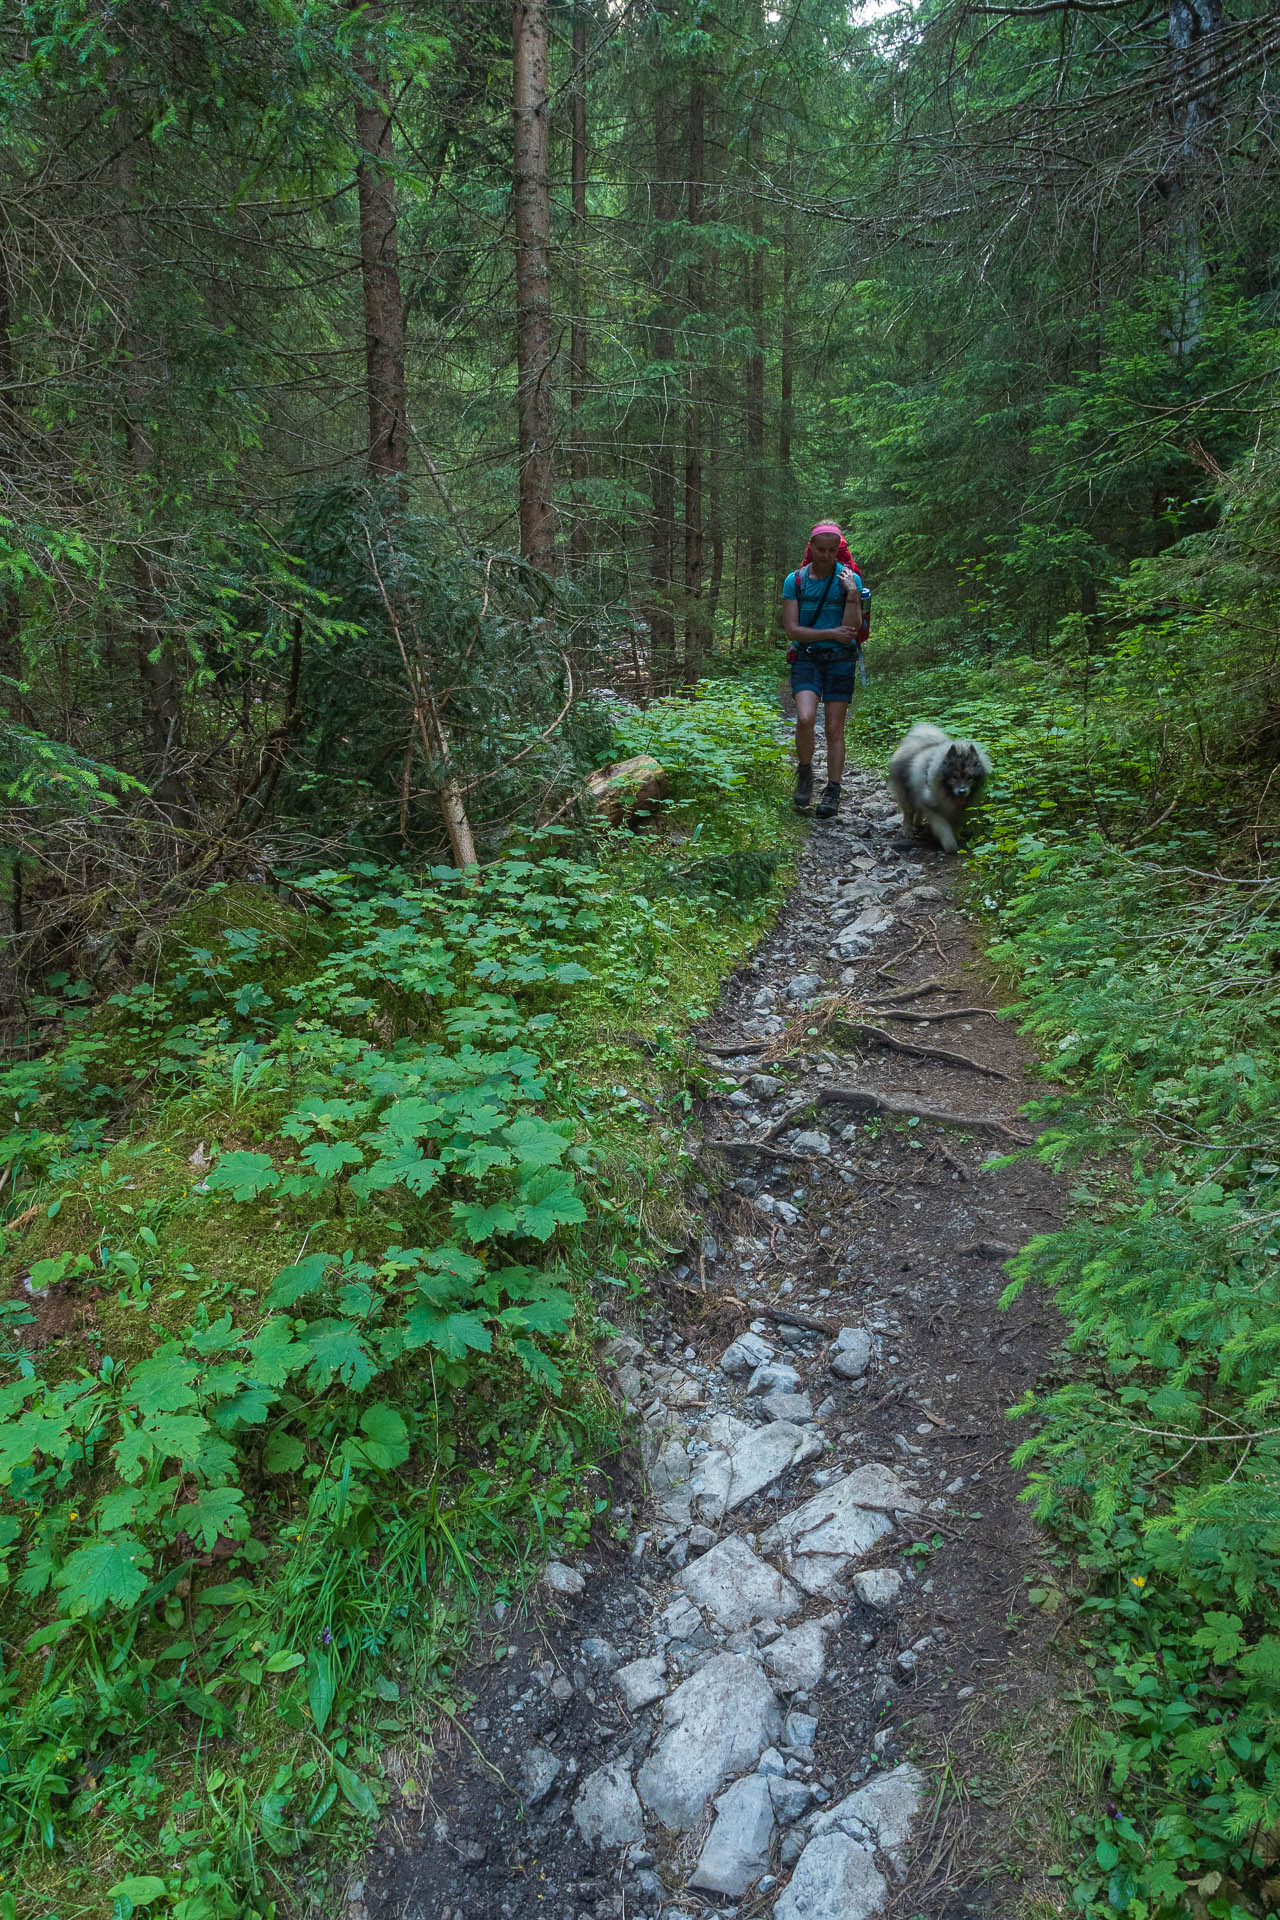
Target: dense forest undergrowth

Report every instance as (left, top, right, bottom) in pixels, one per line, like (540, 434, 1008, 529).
(6, 608, 1280, 1919)
(1, 683, 803, 1920)
(4, 0, 1280, 1914)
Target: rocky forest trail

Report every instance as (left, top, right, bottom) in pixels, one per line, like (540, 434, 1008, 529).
(354, 759, 1072, 1920)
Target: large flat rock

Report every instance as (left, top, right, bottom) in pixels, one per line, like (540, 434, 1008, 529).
(774, 1830, 887, 1920)
(689, 1774, 775, 1896)
(678, 1534, 801, 1630)
(634, 1653, 782, 1832)
(760, 1465, 921, 1594)
(572, 1759, 645, 1849)
(762, 1617, 834, 1694)
(687, 1421, 824, 1524)
(808, 1762, 926, 1873)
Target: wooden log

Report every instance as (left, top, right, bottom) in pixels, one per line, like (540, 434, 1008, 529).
(585, 753, 667, 826)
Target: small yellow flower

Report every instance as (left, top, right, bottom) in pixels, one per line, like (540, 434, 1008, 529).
(69, 1511, 78, 1520)
(1131, 1575, 1146, 1589)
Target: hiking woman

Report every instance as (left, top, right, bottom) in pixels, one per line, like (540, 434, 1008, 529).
(781, 522, 866, 818)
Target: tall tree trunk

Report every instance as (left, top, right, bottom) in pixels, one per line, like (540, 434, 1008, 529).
(776, 135, 794, 588)
(1167, 0, 1222, 354)
(648, 80, 678, 687)
(110, 85, 191, 820)
(682, 76, 707, 684)
(356, 10, 477, 870)
(745, 114, 766, 642)
(513, 0, 556, 571)
(569, 7, 589, 577)
(355, 3, 409, 482)
(0, 247, 26, 724)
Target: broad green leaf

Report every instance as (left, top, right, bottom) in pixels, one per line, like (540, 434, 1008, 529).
(114, 1413, 211, 1482)
(503, 1116, 571, 1166)
(264, 1430, 306, 1473)
(207, 1151, 280, 1202)
(56, 1534, 152, 1614)
(300, 1319, 377, 1391)
(209, 1384, 278, 1432)
(269, 1251, 336, 1307)
(377, 1097, 445, 1140)
(499, 1289, 574, 1335)
(454, 1142, 513, 1177)
(127, 1352, 199, 1417)
(424, 1245, 486, 1284)
(301, 1139, 365, 1178)
(265, 1649, 303, 1673)
(515, 1170, 587, 1242)
(332, 1757, 378, 1818)
(511, 1339, 563, 1389)
(453, 1198, 519, 1243)
(307, 1650, 335, 1731)
(352, 1143, 444, 1197)
(106, 1879, 167, 1909)
(403, 1303, 492, 1360)
(175, 1485, 249, 1550)
(249, 1317, 307, 1385)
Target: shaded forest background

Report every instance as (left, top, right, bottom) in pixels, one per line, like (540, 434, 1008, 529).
(2, 0, 1279, 1000)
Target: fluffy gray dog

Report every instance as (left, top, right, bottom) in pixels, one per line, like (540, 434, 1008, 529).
(888, 723, 992, 854)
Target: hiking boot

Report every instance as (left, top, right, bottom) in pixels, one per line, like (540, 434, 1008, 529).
(793, 763, 814, 811)
(816, 781, 842, 819)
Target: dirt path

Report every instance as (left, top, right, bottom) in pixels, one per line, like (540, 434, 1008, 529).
(355, 767, 1067, 1920)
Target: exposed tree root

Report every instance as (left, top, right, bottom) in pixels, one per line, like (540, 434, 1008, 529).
(831, 1018, 1008, 1080)
(762, 1085, 1032, 1145)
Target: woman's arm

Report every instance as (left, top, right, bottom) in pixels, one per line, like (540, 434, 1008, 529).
(782, 597, 855, 643)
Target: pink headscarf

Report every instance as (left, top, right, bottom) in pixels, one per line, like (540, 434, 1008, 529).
(802, 521, 856, 571)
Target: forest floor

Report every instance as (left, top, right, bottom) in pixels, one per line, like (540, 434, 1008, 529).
(339, 753, 1083, 1920)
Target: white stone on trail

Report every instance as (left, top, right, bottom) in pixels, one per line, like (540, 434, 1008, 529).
(852, 904, 895, 934)
(774, 1830, 887, 1920)
(707, 1410, 754, 1447)
(542, 1560, 585, 1600)
(770, 1776, 814, 1824)
(520, 1746, 561, 1805)
(746, 1360, 802, 1396)
(717, 1336, 775, 1382)
(747, 1072, 783, 1097)
(689, 1773, 776, 1896)
(614, 1653, 668, 1713)
(659, 1593, 704, 1642)
(808, 1764, 926, 1874)
(678, 1534, 800, 1631)
(572, 1759, 645, 1849)
(831, 1328, 872, 1380)
(635, 1653, 782, 1831)
(761, 1392, 814, 1423)
(786, 972, 824, 1002)
(784, 1708, 818, 1750)
(580, 1634, 622, 1671)
(689, 1421, 825, 1524)
(761, 1465, 921, 1595)
(646, 1436, 692, 1494)
(762, 1617, 832, 1693)
(851, 1567, 902, 1610)
(790, 1130, 831, 1155)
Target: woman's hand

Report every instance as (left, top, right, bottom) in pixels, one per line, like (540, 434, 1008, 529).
(832, 621, 863, 643)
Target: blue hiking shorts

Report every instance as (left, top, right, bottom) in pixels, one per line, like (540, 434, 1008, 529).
(789, 646, 857, 706)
